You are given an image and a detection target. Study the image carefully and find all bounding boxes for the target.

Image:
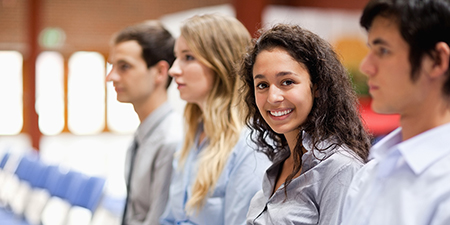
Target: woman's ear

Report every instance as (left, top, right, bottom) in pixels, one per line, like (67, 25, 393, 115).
(313, 84, 320, 98)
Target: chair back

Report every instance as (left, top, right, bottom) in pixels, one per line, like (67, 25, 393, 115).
(74, 176, 106, 212)
(0, 152, 10, 169)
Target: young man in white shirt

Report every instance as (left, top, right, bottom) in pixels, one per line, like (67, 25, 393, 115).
(107, 21, 183, 225)
(341, 0, 450, 224)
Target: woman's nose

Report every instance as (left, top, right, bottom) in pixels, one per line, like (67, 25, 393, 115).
(267, 85, 284, 104)
(168, 58, 181, 77)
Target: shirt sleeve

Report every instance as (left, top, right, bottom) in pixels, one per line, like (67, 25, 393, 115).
(224, 147, 271, 225)
(318, 161, 362, 225)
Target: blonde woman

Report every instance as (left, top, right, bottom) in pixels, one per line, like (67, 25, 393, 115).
(159, 14, 271, 225)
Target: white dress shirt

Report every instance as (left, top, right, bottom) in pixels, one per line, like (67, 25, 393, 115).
(341, 122, 450, 225)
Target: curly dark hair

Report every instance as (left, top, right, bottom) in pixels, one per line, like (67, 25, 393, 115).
(239, 24, 371, 189)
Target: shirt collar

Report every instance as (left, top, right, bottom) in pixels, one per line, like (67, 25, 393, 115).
(301, 131, 338, 172)
(194, 121, 208, 150)
(398, 122, 450, 175)
(369, 127, 402, 160)
(135, 101, 173, 145)
(370, 122, 450, 175)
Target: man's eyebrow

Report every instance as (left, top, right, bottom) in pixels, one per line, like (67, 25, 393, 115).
(116, 59, 128, 64)
(370, 37, 390, 47)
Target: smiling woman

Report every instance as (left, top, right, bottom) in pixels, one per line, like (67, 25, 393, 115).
(253, 47, 314, 150)
(240, 24, 371, 225)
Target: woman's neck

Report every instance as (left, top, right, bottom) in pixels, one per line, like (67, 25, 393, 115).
(284, 129, 301, 155)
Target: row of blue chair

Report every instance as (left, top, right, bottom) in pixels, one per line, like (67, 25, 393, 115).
(0, 151, 106, 225)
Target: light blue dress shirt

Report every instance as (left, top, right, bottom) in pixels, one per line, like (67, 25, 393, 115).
(247, 133, 364, 225)
(341, 122, 450, 225)
(160, 127, 271, 225)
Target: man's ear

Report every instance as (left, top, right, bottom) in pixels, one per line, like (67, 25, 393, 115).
(154, 60, 170, 86)
(429, 42, 450, 79)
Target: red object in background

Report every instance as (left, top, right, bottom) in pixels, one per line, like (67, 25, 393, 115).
(358, 97, 400, 137)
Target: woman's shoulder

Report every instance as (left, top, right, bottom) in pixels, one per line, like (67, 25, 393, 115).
(313, 146, 365, 184)
(321, 146, 364, 170)
(228, 127, 272, 166)
(301, 141, 363, 179)
(231, 127, 255, 152)
(334, 146, 364, 165)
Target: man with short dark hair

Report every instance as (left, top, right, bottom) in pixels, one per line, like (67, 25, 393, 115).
(341, 0, 450, 224)
(107, 20, 182, 225)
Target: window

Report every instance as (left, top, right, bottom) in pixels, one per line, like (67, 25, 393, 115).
(36, 51, 65, 135)
(0, 51, 23, 135)
(68, 52, 105, 135)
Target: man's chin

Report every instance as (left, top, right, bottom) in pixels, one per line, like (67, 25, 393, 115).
(371, 102, 397, 115)
(116, 97, 131, 104)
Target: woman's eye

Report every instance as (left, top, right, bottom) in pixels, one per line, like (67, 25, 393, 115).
(185, 54, 195, 61)
(282, 80, 294, 86)
(256, 83, 268, 89)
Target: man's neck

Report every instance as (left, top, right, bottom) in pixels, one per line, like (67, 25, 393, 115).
(134, 90, 168, 122)
(400, 99, 450, 141)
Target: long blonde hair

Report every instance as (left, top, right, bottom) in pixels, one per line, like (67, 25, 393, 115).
(177, 14, 251, 212)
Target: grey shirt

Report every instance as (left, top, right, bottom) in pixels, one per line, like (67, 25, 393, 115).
(123, 102, 183, 225)
(246, 135, 363, 225)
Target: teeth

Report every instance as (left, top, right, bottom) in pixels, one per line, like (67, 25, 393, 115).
(270, 109, 292, 117)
